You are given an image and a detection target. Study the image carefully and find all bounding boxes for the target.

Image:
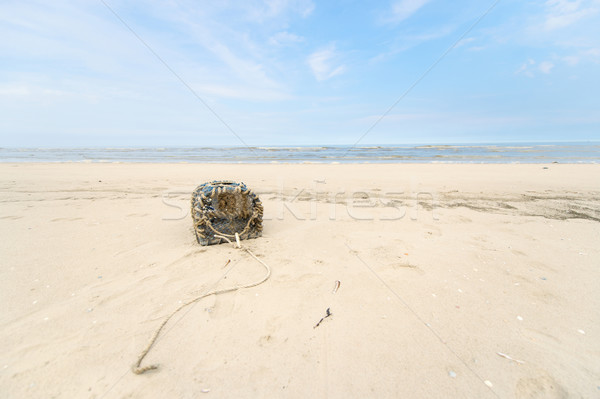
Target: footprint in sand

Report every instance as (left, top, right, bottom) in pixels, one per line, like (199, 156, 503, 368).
(208, 293, 236, 319)
(515, 374, 567, 398)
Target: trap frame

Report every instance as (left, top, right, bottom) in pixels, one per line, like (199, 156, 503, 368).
(191, 181, 263, 245)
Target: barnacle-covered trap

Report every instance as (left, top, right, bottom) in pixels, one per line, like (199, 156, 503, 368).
(191, 181, 263, 246)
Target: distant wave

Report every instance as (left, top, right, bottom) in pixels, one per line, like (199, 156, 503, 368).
(1, 143, 599, 163)
(255, 146, 329, 152)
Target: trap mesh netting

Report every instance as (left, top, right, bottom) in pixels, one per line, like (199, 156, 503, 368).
(191, 181, 263, 246)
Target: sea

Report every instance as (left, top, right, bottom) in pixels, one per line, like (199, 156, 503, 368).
(1, 143, 599, 164)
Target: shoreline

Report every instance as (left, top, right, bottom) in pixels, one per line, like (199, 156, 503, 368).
(2, 143, 599, 164)
(2, 161, 600, 164)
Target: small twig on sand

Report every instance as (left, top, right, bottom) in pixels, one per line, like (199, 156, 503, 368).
(332, 280, 340, 294)
(314, 308, 332, 328)
(496, 352, 525, 364)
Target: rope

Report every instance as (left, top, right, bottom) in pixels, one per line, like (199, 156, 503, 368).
(132, 233, 271, 374)
(203, 209, 258, 239)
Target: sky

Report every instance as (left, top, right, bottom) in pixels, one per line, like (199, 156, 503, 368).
(1, 0, 599, 146)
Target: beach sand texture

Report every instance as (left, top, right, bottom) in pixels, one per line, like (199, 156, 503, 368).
(1, 163, 599, 398)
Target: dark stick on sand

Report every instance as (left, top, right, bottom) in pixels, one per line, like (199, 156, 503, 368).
(314, 308, 332, 328)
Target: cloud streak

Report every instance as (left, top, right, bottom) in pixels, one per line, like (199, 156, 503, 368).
(385, 0, 431, 23)
(307, 45, 346, 81)
(544, 0, 599, 30)
(538, 61, 555, 74)
(268, 31, 304, 46)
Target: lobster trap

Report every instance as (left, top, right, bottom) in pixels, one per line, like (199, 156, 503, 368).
(191, 181, 263, 246)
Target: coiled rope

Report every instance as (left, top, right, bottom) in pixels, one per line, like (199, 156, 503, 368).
(132, 233, 271, 374)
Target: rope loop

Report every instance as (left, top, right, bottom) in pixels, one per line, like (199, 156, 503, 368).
(132, 234, 270, 374)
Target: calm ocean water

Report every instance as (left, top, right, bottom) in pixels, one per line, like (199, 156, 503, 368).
(1, 143, 599, 163)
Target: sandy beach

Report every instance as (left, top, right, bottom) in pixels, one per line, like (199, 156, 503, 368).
(1, 162, 599, 398)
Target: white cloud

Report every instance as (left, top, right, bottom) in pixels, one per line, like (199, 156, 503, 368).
(555, 47, 599, 65)
(307, 45, 346, 81)
(0, 0, 300, 115)
(563, 55, 580, 65)
(386, 0, 431, 23)
(539, 61, 555, 73)
(370, 24, 456, 63)
(455, 37, 476, 48)
(297, 0, 316, 17)
(151, 4, 293, 99)
(516, 59, 555, 76)
(544, 0, 599, 30)
(246, 0, 315, 21)
(455, 37, 488, 52)
(354, 112, 531, 131)
(516, 59, 536, 77)
(269, 31, 304, 46)
(0, 85, 31, 96)
(585, 47, 600, 57)
(467, 46, 487, 52)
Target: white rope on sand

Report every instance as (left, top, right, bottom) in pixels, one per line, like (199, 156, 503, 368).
(132, 233, 271, 374)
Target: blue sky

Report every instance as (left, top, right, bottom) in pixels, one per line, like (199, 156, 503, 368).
(1, 0, 599, 146)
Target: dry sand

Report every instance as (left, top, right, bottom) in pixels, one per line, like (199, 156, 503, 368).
(1, 163, 599, 398)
